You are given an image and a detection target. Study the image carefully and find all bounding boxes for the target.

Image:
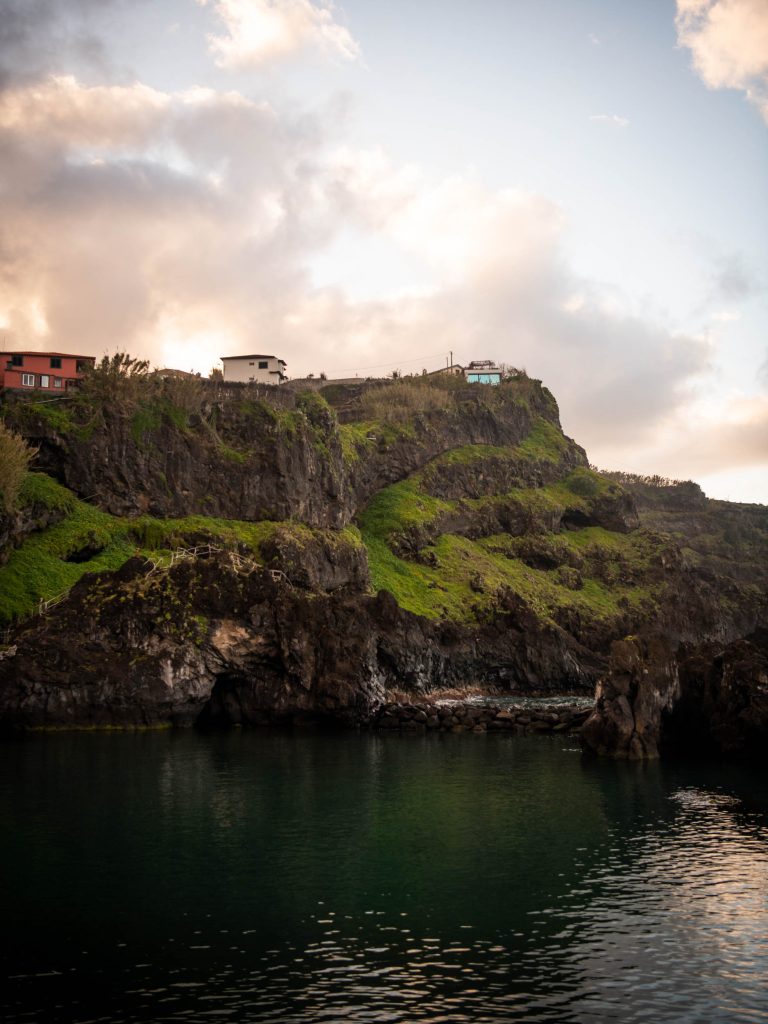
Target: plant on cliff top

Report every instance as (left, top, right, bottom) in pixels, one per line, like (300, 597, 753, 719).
(358, 379, 453, 424)
(0, 421, 37, 512)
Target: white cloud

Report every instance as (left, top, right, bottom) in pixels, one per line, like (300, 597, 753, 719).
(675, 0, 768, 122)
(199, 0, 360, 67)
(0, 73, 717, 480)
(589, 114, 630, 127)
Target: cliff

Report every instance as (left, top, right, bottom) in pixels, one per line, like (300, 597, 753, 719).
(0, 372, 765, 749)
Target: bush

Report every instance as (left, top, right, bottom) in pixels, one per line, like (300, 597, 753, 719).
(0, 421, 37, 512)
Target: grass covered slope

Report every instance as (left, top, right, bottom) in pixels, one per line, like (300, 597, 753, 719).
(357, 424, 665, 631)
(0, 473, 366, 623)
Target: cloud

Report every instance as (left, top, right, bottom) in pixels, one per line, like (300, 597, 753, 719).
(199, 0, 360, 67)
(589, 114, 630, 127)
(0, 0, 124, 88)
(710, 252, 757, 300)
(0, 70, 713, 477)
(675, 0, 768, 122)
(646, 396, 768, 478)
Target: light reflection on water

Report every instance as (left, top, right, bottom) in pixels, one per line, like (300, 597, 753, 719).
(1, 730, 767, 1023)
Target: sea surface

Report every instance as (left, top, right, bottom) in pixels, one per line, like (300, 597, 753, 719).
(1, 727, 767, 1023)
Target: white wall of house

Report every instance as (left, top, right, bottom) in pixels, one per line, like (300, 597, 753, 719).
(221, 355, 286, 384)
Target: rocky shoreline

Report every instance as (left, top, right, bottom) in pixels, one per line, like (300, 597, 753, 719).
(371, 700, 591, 735)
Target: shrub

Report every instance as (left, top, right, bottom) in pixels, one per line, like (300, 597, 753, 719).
(0, 421, 37, 512)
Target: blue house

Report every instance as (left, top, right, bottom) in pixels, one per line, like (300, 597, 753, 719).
(465, 360, 502, 385)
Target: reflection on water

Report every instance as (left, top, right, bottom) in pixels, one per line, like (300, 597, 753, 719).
(1, 730, 767, 1023)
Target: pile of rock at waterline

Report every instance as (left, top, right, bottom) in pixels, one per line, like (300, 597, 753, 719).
(370, 701, 592, 734)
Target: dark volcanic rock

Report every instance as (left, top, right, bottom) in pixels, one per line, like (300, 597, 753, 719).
(581, 631, 768, 761)
(8, 382, 560, 526)
(0, 548, 602, 731)
(0, 555, 383, 730)
(581, 636, 679, 759)
(665, 631, 768, 759)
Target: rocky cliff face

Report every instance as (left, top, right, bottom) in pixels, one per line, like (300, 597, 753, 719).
(0, 548, 600, 731)
(581, 631, 768, 761)
(1, 374, 766, 749)
(5, 378, 548, 526)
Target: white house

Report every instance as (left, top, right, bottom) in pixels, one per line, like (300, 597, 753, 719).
(220, 354, 287, 385)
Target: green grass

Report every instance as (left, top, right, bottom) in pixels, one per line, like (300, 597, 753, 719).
(1, 471, 376, 624)
(0, 495, 134, 623)
(358, 476, 452, 542)
(18, 472, 77, 513)
(0, 476, 288, 623)
(358, 454, 657, 625)
(130, 400, 190, 444)
(434, 443, 513, 467)
(517, 417, 570, 462)
(218, 444, 249, 464)
(338, 422, 378, 463)
(361, 519, 653, 623)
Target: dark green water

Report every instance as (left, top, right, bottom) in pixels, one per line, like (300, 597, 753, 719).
(2, 730, 767, 1023)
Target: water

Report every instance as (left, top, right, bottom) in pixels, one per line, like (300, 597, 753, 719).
(1, 729, 767, 1023)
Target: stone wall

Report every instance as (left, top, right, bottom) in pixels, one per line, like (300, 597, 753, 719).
(370, 701, 591, 734)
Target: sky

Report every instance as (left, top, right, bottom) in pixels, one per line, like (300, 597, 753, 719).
(0, 0, 766, 502)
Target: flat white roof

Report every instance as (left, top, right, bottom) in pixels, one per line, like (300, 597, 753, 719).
(221, 354, 286, 363)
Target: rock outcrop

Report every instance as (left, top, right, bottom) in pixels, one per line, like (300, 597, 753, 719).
(0, 547, 603, 731)
(581, 636, 679, 759)
(581, 630, 768, 761)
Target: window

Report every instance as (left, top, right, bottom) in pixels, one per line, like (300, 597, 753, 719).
(21, 373, 35, 387)
(50, 357, 62, 369)
(248, 361, 255, 366)
(40, 374, 50, 388)
(258, 361, 268, 369)
(11, 354, 23, 366)
(53, 377, 62, 388)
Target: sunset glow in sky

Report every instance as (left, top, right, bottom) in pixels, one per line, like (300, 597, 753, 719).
(1, 0, 766, 500)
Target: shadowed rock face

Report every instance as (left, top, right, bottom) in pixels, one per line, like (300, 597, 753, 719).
(0, 502, 66, 567)
(665, 632, 768, 759)
(0, 550, 603, 731)
(581, 637, 679, 759)
(10, 383, 552, 526)
(0, 556, 384, 730)
(581, 631, 768, 761)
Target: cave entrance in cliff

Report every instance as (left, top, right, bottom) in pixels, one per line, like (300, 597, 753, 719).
(196, 671, 251, 729)
(561, 509, 595, 530)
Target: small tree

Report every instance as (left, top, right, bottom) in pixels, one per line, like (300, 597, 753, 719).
(79, 352, 151, 405)
(0, 420, 37, 512)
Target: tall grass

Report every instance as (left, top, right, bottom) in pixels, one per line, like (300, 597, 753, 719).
(358, 379, 454, 423)
(0, 421, 37, 512)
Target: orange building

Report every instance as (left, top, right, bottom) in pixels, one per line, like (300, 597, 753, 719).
(0, 351, 95, 392)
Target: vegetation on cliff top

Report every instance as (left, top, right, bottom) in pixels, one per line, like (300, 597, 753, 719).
(0, 422, 37, 513)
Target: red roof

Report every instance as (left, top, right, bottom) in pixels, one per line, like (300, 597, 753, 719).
(2, 351, 96, 359)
